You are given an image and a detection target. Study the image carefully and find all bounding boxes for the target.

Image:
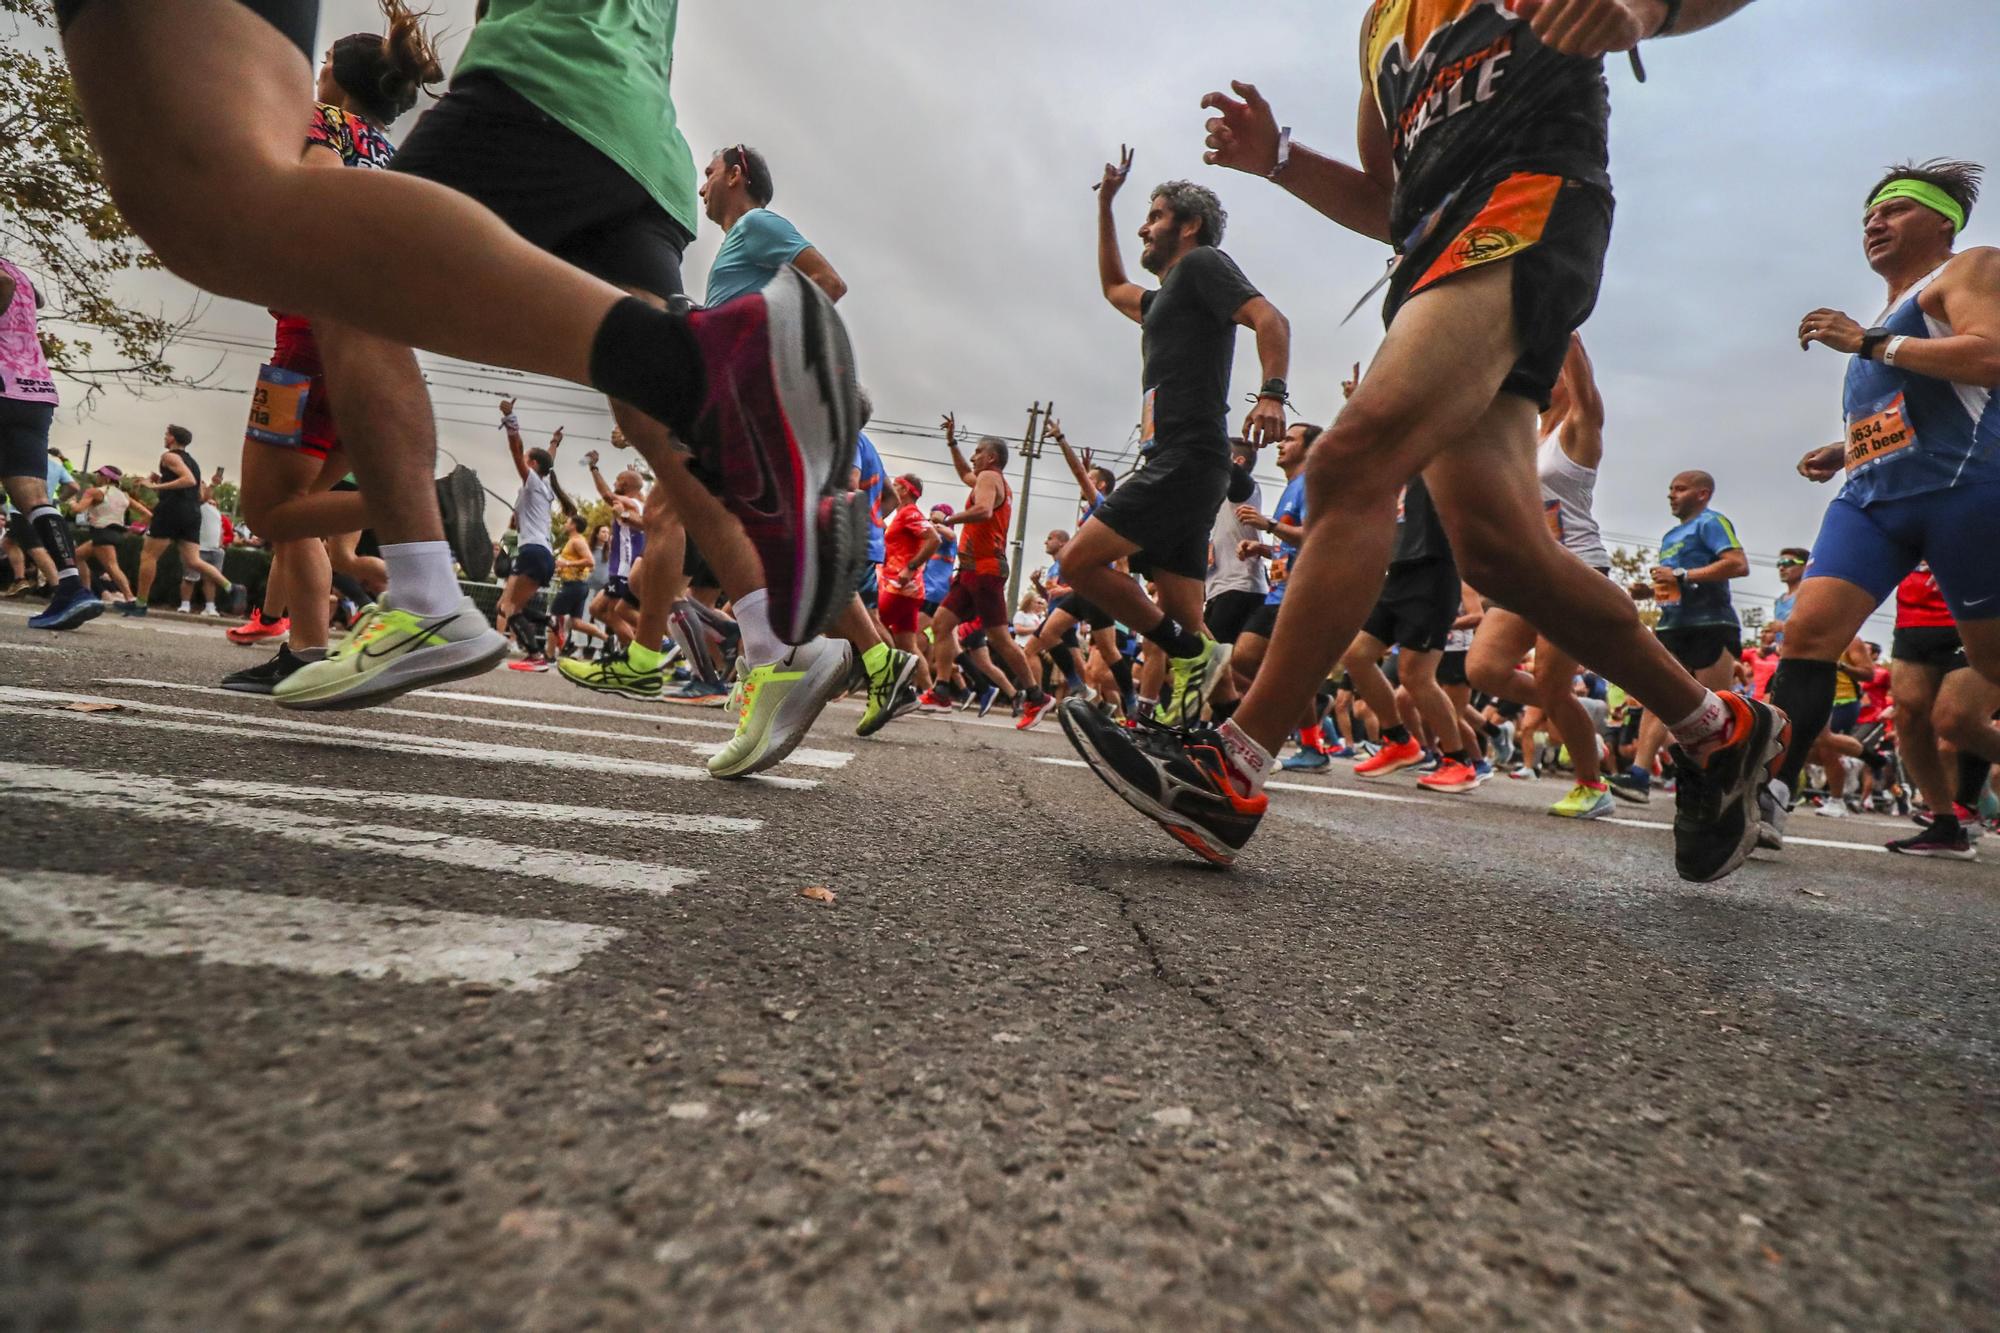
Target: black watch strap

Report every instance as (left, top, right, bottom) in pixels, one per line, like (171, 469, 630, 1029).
(1654, 0, 1684, 35)
(1859, 326, 1893, 361)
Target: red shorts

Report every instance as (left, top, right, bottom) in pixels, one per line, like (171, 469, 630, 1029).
(266, 317, 340, 461)
(940, 570, 1008, 630)
(878, 586, 923, 635)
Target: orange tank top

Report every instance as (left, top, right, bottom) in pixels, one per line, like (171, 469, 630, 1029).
(961, 471, 1011, 577)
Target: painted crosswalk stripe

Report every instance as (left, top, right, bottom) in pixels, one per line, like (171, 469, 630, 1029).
(95, 678, 854, 770)
(3, 763, 705, 891)
(183, 776, 761, 836)
(0, 687, 817, 789)
(0, 871, 620, 991)
(1034, 755, 1428, 804)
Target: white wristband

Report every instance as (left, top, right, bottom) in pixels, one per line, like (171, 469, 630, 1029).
(1882, 335, 1909, 366)
(500, 414, 520, 432)
(1267, 127, 1293, 180)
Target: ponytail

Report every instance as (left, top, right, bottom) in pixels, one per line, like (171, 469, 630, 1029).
(331, 0, 443, 125)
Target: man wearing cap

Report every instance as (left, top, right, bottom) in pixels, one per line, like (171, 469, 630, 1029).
(1768, 158, 2000, 858)
(877, 472, 937, 692)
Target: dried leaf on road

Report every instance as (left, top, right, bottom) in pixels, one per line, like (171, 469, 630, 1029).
(800, 885, 837, 904)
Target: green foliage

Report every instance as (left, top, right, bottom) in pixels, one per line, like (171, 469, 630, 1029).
(0, 0, 208, 405)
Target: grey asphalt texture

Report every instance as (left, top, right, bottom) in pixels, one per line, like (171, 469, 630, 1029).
(2, 602, 1996, 1330)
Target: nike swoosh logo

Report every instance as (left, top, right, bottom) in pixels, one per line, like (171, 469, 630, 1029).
(360, 614, 458, 660)
(1965, 595, 1995, 608)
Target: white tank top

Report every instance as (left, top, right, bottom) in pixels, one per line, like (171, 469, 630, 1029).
(1537, 430, 1608, 569)
(86, 487, 130, 529)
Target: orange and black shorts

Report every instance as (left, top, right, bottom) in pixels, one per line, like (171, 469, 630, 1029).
(1385, 172, 1612, 409)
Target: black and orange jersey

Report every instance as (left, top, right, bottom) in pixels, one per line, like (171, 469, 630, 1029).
(1361, 0, 1610, 239)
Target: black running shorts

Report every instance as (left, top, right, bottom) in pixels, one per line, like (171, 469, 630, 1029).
(550, 578, 590, 619)
(56, 0, 316, 59)
(391, 74, 691, 301)
(146, 504, 201, 545)
(1092, 448, 1230, 584)
(1890, 625, 1968, 673)
(512, 543, 555, 589)
(1386, 172, 1612, 410)
(1241, 599, 1282, 643)
(1362, 559, 1459, 654)
(1054, 591, 1112, 633)
(1654, 624, 1739, 674)
(1438, 649, 1470, 688)
(1204, 588, 1265, 644)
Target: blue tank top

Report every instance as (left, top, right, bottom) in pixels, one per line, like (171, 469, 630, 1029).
(924, 533, 957, 603)
(1841, 263, 2000, 506)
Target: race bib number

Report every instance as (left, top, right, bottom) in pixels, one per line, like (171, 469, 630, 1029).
(1543, 498, 1565, 542)
(245, 363, 312, 447)
(1846, 394, 1915, 472)
(1139, 388, 1157, 451)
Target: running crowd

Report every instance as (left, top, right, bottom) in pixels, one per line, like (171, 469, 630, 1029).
(3, 0, 1996, 876)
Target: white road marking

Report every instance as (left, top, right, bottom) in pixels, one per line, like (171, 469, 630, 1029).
(0, 643, 68, 654)
(415, 687, 736, 733)
(183, 776, 761, 836)
(2, 763, 705, 891)
(1035, 755, 1428, 804)
(95, 679, 853, 770)
(1601, 816, 1891, 855)
(0, 871, 620, 992)
(0, 603, 223, 639)
(0, 687, 817, 789)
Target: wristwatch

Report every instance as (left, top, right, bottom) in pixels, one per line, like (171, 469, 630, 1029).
(1859, 326, 1893, 361)
(1258, 377, 1288, 402)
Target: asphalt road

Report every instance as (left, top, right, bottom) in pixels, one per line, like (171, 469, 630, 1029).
(3, 601, 1996, 1329)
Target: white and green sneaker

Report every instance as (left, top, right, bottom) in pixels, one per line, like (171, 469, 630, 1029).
(706, 638, 852, 779)
(855, 644, 922, 738)
(273, 598, 507, 711)
(559, 644, 664, 700)
(1156, 635, 1230, 726)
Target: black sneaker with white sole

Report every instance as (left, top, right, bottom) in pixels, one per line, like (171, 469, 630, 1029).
(1887, 819, 1977, 860)
(1669, 696, 1788, 883)
(222, 644, 308, 695)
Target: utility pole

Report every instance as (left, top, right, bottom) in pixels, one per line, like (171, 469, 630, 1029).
(1007, 400, 1046, 607)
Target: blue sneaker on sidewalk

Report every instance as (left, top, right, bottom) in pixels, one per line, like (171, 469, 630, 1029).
(1281, 747, 1332, 773)
(29, 581, 104, 631)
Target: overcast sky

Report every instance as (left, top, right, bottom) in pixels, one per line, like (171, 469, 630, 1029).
(24, 1, 2000, 633)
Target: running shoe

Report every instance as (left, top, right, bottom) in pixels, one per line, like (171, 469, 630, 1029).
(1156, 636, 1230, 726)
(560, 649, 664, 701)
(1914, 803, 1984, 840)
(222, 644, 309, 695)
(1016, 693, 1054, 731)
(1323, 743, 1359, 761)
(708, 638, 852, 779)
(273, 598, 508, 711)
(507, 657, 552, 673)
(1811, 799, 1846, 819)
(1355, 737, 1424, 780)
(1549, 782, 1615, 820)
(1058, 700, 1264, 865)
(1506, 764, 1538, 781)
(436, 463, 493, 582)
(1668, 695, 1788, 884)
(1886, 820, 1977, 860)
(117, 601, 148, 617)
(681, 266, 865, 646)
(1280, 747, 1331, 773)
(1417, 757, 1482, 793)
(1756, 779, 1790, 851)
(1473, 758, 1494, 783)
(663, 676, 730, 705)
(2, 577, 33, 597)
(1414, 752, 1443, 774)
(1606, 767, 1652, 804)
(856, 646, 922, 738)
(918, 686, 958, 712)
(228, 610, 289, 644)
(976, 684, 1003, 717)
(28, 582, 103, 631)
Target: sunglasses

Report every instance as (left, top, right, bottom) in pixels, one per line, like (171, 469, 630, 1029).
(1777, 558, 1805, 568)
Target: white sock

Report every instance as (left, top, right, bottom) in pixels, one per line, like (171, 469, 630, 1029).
(1668, 689, 1734, 755)
(734, 588, 785, 663)
(1218, 718, 1274, 796)
(380, 540, 460, 617)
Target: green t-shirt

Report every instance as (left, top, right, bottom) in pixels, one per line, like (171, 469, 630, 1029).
(456, 0, 698, 236)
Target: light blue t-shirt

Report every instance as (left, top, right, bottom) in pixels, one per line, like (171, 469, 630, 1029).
(704, 208, 811, 307)
(1264, 474, 1307, 606)
(1657, 509, 1742, 630)
(854, 432, 886, 564)
(925, 533, 957, 604)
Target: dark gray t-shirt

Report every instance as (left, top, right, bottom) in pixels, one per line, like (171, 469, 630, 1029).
(1392, 475, 1452, 567)
(1138, 246, 1259, 460)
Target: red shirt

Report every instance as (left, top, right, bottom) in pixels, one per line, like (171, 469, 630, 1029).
(1858, 667, 1892, 725)
(880, 503, 930, 590)
(1895, 565, 1955, 629)
(1745, 647, 1780, 700)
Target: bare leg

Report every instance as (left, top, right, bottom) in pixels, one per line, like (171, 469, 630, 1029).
(136, 537, 168, 603)
(175, 540, 228, 588)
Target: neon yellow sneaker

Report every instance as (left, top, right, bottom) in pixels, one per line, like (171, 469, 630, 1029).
(1549, 782, 1615, 820)
(273, 598, 507, 711)
(855, 643, 921, 737)
(707, 638, 852, 779)
(1156, 635, 1230, 726)
(558, 644, 664, 701)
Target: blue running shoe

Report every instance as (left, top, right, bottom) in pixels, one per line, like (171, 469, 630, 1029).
(29, 582, 104, 631)
(1280, 748, 1332, 773)
(1607, 766, 1652, 804)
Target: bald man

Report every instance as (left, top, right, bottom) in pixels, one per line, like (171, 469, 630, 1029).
(1608, 470, 1751, 803)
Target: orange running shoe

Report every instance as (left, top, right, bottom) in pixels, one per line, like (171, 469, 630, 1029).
(1354, 736, 1424, 779)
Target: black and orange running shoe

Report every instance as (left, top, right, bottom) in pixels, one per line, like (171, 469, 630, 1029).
(1668, 694, 1788, 883)
(1057, 698, 1265, 866)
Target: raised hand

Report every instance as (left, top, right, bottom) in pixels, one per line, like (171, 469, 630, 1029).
(1514, 0, 1658, 55)
(1041, 414, 1064, 443)
(584, 449, 600, 468)
(498, 397, 516, 418)
(1096, 145, 1134, 197)
(1341, 361, 1362, 400)
(941, 412, 957, 444)
(549, 426, 565, 449)
(1200, 81, 1281, 176)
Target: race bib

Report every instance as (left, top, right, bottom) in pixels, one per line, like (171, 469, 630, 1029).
(1543, 498, 1565, 542)
(245, 363, 311, 447)
(1139, 387, 1157, 451)
(1846, 394, 1915, 472)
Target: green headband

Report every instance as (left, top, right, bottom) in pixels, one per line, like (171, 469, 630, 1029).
(1869, 179, 1966, 233)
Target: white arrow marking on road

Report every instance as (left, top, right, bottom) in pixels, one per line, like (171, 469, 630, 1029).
(1600, 817, 1890, 855)
(2, 763, 705, 891)
(1033, 755, 1429, 804)
(181, 776, 761, 836)
(94, 679, 854, 770)
(0, 871, 621, 991)
(0, 687, 817, 789)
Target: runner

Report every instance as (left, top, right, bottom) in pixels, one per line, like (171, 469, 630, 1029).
(876, 473, 938, 694)
(1770, 547, 1809, 643)
(1604, 471, 1749, 802)
(1466, 334, 1616, 819)
(581, 448, 647, 660)
(179, 487, 228, 616)
(1887, 567, 2000, 858)
(1058, 2, 1777, 876)
(126, 427, 232, 617)
(496, 409, 575, 674)
(1057, 149, 1292, 728)
(548, 512, 596, 654)
(1011, 421, 1128, 723)
(1204, 435, 1270, 652)
(1225, 422, 1314, 702)
(71, 466, 142, 607)
(55, 0, 862, 684)
(1767, 158, 2000, 856)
